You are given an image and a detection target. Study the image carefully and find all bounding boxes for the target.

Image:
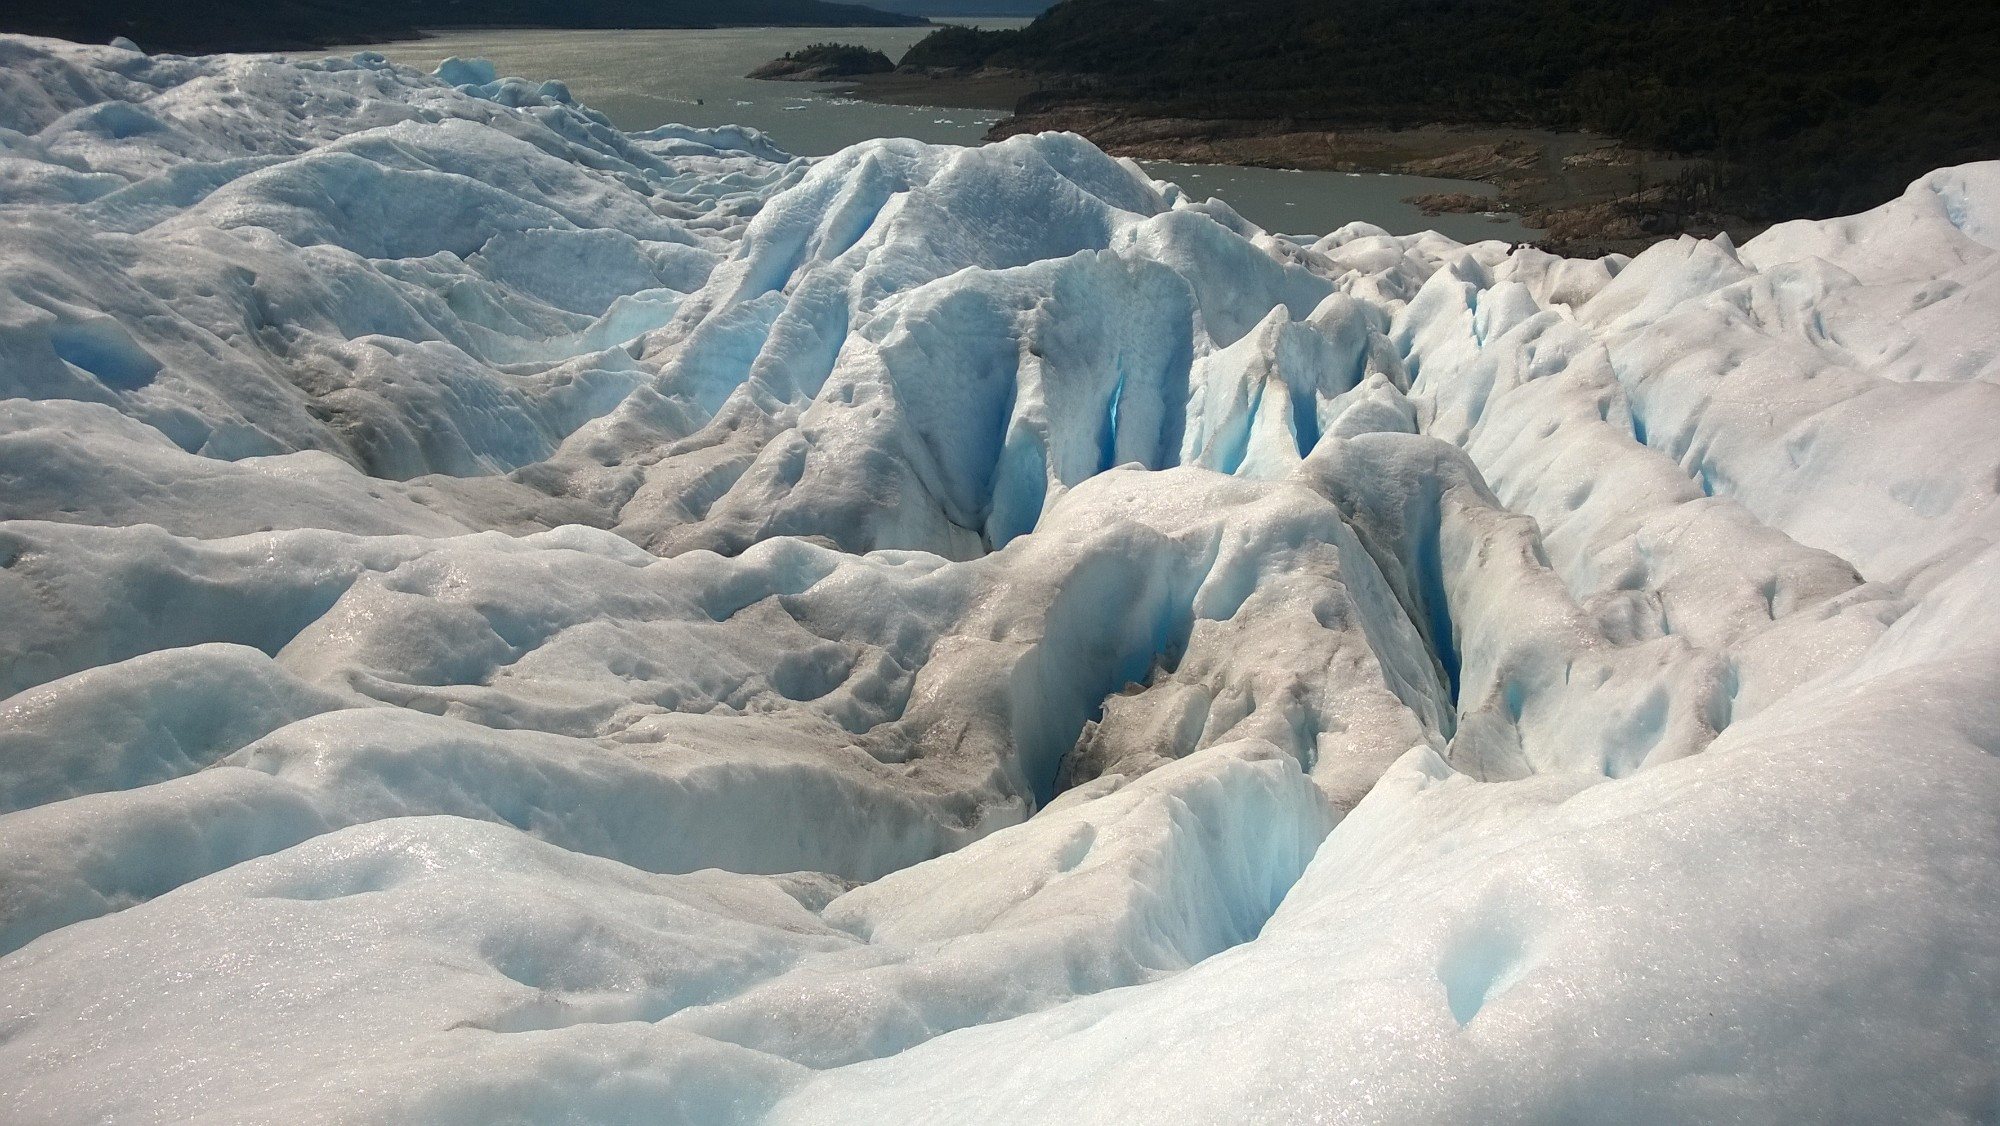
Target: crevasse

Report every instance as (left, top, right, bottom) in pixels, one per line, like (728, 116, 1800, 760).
(0, 37, 1996, 1124)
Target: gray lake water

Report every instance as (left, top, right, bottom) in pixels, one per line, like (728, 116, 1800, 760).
(332, 26, 1538, 242)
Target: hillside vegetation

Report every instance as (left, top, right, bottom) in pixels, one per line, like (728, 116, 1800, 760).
(906, 0, 2000, 220)
(749, 42, 897, 80)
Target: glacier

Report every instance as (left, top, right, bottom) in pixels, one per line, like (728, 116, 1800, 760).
(0, 33, 1997, 1123)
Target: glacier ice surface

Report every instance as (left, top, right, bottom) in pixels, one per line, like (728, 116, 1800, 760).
(0, 34, 1997, 1124)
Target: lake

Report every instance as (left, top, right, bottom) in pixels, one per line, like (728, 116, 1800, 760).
(331, 26, 1538, 242)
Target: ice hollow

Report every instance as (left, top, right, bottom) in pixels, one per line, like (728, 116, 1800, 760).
(0, 35, 1996, 1124)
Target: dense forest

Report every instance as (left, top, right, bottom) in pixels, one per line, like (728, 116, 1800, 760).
(3, 0, 923, 55)
(866, 0, 1052, 14)
(749, 42, 897, 79)
(905, 0, 2000, 220)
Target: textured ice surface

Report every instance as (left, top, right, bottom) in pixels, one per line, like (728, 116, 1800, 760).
(1, 35, 1997, 1124)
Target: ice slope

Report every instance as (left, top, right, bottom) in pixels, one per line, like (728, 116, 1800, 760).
(0, 33, 1996, 1124)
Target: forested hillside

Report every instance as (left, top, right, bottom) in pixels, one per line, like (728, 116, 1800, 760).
(908, 0, 2000, 219)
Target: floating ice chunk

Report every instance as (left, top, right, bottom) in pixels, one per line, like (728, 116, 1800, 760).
(434, 56, 498, 88)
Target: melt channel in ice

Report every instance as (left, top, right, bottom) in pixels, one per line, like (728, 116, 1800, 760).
(0, 34, 1996, 1124)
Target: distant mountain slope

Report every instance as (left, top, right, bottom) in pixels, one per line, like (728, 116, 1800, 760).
(914, 0, 2000, 220)
(865, 1, 1052, 15)
(4, 0, 925, 55)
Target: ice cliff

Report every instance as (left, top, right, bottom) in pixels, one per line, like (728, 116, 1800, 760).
(1, 35, 1997, 1123)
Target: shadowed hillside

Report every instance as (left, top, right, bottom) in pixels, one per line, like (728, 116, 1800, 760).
(907, 0, 2000, 220)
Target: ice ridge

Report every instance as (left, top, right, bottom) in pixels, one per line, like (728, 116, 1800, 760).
(0, 35, 1996, 1124)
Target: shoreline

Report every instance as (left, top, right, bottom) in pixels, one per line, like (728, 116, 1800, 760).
(992, 108, 1716, 255)
(819, 69, 1042, 112)
(825, 76, 1758, 254)
(23, 16, 934, 58)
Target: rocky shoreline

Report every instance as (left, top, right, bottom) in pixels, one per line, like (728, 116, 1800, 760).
(811, 68, 1760, 255)
(983, 106, 1756, 256)
(821, 67, 1045, 112)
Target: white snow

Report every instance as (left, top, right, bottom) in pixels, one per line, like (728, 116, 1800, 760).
(0, 34, 1995, 1124)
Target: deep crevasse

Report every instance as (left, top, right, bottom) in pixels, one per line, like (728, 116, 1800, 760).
(0, 36, 1996, 1124)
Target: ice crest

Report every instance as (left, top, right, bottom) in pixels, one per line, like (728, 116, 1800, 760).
(0, 35, 1996, 1124)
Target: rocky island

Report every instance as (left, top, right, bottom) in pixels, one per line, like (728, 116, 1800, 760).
(748, 42, 895, 82)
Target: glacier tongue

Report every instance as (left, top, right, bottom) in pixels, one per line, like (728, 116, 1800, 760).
(1, 35, 1997, 1124)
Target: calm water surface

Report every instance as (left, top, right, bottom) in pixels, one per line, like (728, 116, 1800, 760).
(332, 27, 1537, 241)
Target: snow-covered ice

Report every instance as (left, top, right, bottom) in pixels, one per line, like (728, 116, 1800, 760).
(1, 34, 1996, 1123)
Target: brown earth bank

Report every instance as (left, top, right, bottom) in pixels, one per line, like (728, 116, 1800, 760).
(807, 62, 1767, 256)
(1404, 192, 1495, 216)
(986, 106, 1763, 256)
(762, 61, 1768, 255)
